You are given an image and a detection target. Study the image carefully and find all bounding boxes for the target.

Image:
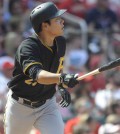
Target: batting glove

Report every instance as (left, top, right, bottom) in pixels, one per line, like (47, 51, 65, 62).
(58, 85, 71, 108)
(59, 73, 79, 88)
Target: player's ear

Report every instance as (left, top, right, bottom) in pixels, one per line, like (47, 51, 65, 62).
(42, 22, 49, 31)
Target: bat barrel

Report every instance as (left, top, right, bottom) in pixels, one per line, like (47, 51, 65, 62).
(77, 58, 120, 81)
(99, 58, 120, 72)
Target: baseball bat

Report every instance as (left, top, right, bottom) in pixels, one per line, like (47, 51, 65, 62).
(77, 58, 120, 81)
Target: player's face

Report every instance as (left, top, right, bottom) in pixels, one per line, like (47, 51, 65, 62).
(47, 17, 64, 36)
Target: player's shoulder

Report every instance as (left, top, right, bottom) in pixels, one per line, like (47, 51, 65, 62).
(15, 34, 42, 57)
(19, 33, 41, 49)
(22, 33, 39, 45)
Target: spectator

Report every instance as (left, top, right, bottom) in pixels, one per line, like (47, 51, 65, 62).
(64, 97, 94, 134)
(0, 7, 8, 57)
(66, 49, 88, 73)
(57, 0, 95, 18)
(0, 35, 7, 57)
(110, 100, 120, 116)
(8, 0, 23, 17)
(73, 114, 100, 134)
(87, 41, 106, 93)
(0, 56, 14, 112)
(98, 114, 120, 134)
(4, 18, 23, 57)
(73, 123, 92, 134)
(64, 35, 88, 74)
(105, 114, 120, 124)
(109, 0, 120, 22)
(0, 9, 7, 35)
(86, 0, 119, 33)
(98, 123, 120, 134)
(109, 33, 120, 59)
(95, 71, 120, 111)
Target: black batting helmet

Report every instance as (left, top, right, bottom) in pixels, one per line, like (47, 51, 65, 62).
(30, 2, 66, 33)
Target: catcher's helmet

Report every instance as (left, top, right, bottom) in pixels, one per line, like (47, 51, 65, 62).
(30, 2, 66, 33)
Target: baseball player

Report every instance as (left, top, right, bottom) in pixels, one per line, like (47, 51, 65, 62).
(4, 2, 79, 134)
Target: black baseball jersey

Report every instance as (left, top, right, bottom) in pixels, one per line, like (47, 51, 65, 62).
(8, 33, 66, 101)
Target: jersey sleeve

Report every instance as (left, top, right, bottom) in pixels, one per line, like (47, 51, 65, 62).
(16, 39, 43, 76)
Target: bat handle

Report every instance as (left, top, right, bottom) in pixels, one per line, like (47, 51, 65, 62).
(77, 69, 100, 81)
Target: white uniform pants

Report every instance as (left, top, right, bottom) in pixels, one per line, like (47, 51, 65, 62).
(4, 91, 64, 134)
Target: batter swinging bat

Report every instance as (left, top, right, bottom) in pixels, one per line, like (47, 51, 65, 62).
(77, 58, 120, 81)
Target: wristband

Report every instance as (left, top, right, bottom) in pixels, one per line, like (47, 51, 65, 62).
(59, 73, 66, 84)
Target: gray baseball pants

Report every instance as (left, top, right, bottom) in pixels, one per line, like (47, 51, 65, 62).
(4, 91, 64, 134)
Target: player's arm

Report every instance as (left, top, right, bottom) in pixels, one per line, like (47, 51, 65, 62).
(27, 63, 79, 88)
(36, 70, 79, 89)
(36, 70, 60, 84)
(36, 69, 79, 88)
(28, 66, 78, 88)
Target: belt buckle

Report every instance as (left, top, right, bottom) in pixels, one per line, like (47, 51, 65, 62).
(23, 99, 35, 108)
(31, 101, 38, 107)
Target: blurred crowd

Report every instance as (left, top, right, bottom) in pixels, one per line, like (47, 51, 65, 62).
(0, 0, 120, 134)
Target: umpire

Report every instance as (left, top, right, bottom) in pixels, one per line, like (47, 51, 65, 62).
(4, 2, 79, 134)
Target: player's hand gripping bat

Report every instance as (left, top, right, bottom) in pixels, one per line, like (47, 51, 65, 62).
(77, 58, 120, 81)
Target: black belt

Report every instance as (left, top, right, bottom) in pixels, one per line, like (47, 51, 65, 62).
(12, 93, 46, 108)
